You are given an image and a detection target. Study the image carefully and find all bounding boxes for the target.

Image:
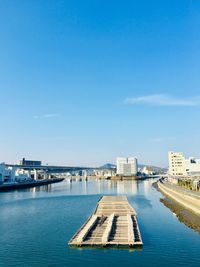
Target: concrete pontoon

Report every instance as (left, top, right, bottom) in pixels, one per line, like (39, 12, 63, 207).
(68, 196, 143, 248)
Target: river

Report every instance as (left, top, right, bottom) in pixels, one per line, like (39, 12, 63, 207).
(0, 179, 199, 267)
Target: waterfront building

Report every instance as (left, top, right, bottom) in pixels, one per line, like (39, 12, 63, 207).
(141, 166, 154, 176)
(185, 157, 200, 176)
(20, 158, 42, 166)
(15, 169, 32, 181)
(168, 151, 200, 177)
(168, 152, 186, 177)
(0, 163, 32, 184)
(94, 169, 115, 178)
(0, 163, 6, 183)
(116, 157, 138, 176)
(0, 163, 16, 183)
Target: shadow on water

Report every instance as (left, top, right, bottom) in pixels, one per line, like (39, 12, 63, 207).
(68, 245, 143, 253)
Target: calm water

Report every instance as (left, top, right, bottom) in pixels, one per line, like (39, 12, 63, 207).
(0, 179, 200, 267)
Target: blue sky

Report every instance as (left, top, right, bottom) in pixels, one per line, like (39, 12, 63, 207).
(0, 0, 200, 167)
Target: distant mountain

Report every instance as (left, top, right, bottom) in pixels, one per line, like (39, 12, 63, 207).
(100, 163, 116, 169)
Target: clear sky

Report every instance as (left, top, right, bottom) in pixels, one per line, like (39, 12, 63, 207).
(0, 0, 200, 167)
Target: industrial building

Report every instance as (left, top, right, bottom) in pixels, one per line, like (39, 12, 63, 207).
(20, 158, 42, 167)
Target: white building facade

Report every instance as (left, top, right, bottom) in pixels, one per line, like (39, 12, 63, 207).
(168, 151, 200, 177)
(168, 152, 186, 177)
(0, 163, 32, 184)
(185, 157, 200, 176)
(0, 163, 16, 183)
(116, 157, 138, 176)
(141, 166, 154, 176)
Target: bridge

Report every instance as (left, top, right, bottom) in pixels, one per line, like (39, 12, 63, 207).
(5, 163, 115, 174)
(4, 163, 116, 181)
(5, 164, 98, 174)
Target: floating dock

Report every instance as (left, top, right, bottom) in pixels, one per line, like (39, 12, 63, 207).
(69, 196, 143, 247)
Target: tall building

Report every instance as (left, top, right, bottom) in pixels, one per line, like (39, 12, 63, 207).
(168, 151, 200, 177)
(168, 152, 186, 177)
(116, 157, 138, 176)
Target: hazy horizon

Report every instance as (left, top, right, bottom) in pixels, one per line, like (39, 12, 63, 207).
(0, 0, 200, 167)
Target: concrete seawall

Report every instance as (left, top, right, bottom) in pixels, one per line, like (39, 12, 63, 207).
(158, 181, 200, 216)
(0, 178, 65, 192)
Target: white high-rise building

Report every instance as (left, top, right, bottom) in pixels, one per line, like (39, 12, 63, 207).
(116, 157, 138, 176)
(168, 152, 186, 177)
(168, 151, 200, 177)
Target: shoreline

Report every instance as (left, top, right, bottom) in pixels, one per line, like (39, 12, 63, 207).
(110, 175, 158, 181)
(160, 197, 200, 234)
(157, 180, 200, 215)
(156, 179, 200, 233)
(0, 178, 65, 192)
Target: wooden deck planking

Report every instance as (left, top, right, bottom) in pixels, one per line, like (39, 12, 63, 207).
(68, 196, 143, 247)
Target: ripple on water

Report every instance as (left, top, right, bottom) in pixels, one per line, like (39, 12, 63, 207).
(0, 180, 200, 267)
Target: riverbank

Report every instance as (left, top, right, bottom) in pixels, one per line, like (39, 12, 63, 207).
(161, 197, 200, 234)
(0, 178, 65, 192)
(111, 175, 154, 181)
(157, 180, 200, 216)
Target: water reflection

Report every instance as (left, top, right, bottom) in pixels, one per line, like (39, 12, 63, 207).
(110, 180, 138, 195)
(29, 184, 51, 193)
(1, 178, 200, 267)
(160, 196, 200, 234)
(0, 178, 156, 205)
(143, 179, 153, 195)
